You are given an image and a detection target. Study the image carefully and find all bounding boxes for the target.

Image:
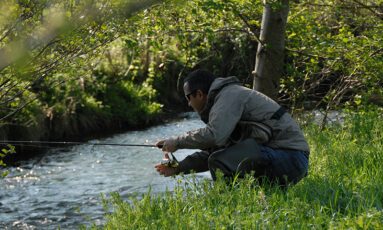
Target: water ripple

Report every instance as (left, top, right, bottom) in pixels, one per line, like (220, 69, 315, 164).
(1, 114, 209, 229)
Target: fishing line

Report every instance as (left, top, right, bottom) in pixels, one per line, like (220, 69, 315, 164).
(0, 140, 162, 148)
(0, 141, 173, 168)
(1, 143, 54, 149)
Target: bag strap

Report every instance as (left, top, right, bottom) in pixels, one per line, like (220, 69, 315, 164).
(270, 107, 286, 120)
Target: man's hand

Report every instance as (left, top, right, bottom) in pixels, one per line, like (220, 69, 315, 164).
(155, 138, 178, 153)
(155, 153, 179, 177)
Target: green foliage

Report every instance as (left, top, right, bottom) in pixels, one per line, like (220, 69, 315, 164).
(92, 0, 263, 108)
(98, 0, 383, 112)
(2, 0, 383, 140)
(0, 145, 16, 177)
(102, 81, 161, 124)
(87, 110, 383, 229)
(283, 0, 383, 110)
(1, 0, 163, 132)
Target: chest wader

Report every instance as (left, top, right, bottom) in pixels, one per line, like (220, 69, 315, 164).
(207, 138, 270, 181)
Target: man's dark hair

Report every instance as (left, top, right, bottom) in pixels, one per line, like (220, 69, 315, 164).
(184, 69, 216, 94)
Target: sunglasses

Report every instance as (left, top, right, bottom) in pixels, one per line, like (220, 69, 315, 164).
(185, 90, 196, 102)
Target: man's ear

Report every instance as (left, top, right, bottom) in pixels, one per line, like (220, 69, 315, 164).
(196, 90, 204, 98)
(196, 90, 207, 100)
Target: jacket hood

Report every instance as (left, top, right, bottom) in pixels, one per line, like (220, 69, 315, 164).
(199, 76, 241, 123)
(208, 76, 241, 96)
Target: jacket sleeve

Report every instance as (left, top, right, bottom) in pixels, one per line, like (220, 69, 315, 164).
(174, 87, 250, 149)
(177, 151, 210, 174)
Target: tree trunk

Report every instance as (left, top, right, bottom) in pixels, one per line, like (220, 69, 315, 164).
(253, 0, 289, 100)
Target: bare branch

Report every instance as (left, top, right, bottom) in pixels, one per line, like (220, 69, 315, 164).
(304, 2, 383, 11)
(32, 39, 61, 61)
(231, 8, 262, 44)
(0, 22, 18, 43)
(0, 14, 32, 43)
(0, 0, 163, 73)
(0, 78, 12, 89)
(285, 47, 341, 60)
(0, 95, 39, 123)
(369, 47, 383, 58)
(0, 81, 19, 103)
(351, 0, 383, 18)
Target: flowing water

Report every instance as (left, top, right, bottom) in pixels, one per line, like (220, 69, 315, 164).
(0, 113, 209, 229)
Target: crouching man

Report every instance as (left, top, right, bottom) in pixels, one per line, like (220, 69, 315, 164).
(155, 70, 310, 185)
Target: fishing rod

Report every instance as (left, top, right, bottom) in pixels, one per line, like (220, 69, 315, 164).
(0, 141, 181, 167)
(0, 140, 162, 148)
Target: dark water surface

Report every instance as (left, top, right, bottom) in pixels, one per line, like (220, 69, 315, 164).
(0, 114, 209, 229)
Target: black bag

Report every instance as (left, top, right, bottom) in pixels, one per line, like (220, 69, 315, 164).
(208, 138, 269, 179)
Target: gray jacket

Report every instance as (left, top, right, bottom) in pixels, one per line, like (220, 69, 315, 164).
(173, 76, 310, 152)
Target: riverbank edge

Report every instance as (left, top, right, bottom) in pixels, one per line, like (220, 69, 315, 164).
(0, 108, 190, 164)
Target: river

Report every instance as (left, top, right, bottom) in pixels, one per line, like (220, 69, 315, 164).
(0, 113, 209, 229)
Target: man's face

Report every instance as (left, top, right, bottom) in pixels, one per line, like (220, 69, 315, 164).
(183, 83, 206, 115)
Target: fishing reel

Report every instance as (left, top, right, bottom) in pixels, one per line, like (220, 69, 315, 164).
(160, 152, 179, 168)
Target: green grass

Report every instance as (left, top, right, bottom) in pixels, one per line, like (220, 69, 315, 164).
(88, 109, 383, 229)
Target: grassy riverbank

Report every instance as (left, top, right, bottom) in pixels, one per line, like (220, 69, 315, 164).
(87, 109, 383, 229)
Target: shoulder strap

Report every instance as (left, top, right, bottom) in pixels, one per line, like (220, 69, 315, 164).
(270, 107, 286, 120)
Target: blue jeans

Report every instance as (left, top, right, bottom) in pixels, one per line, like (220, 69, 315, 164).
(258, 146, 309, 185)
